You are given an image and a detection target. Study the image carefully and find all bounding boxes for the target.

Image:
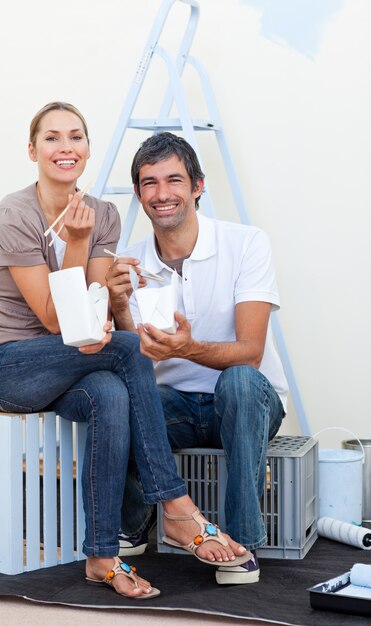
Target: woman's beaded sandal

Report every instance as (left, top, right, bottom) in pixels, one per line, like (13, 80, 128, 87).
(86, 556, 160, 599)
(162, 507, 251, 567)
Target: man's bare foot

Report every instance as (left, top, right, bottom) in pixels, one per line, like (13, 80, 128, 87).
(163, 495, 247, 564)
(86, 557, 154, 597)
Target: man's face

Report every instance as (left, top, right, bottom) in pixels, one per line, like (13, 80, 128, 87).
(135, 155, 203, 232)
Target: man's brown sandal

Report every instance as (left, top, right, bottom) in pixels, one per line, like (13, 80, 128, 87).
(86, 556, 161, 599)
(162, 507, 251, 567)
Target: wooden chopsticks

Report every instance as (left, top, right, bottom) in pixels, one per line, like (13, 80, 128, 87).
(103, 249, 165, 282)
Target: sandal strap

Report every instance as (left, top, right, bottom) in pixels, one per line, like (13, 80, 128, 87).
(104, 556, 139, 587)
(190, 521, 228, 550)
(163, 507, 201, 522)
(164, 507, 229, 550)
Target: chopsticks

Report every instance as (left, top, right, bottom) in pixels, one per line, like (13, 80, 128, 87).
(103, 249, 165, 282)
(48, 223, 64, 247)
(43, 181, 92, 245)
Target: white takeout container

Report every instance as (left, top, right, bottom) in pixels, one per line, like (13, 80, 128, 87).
(49, 266, 108, 347)
(130, 268, 178, 334)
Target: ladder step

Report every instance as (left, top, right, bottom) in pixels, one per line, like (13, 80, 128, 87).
(127, 118, 219, 131)
(102, 187, 133, 195)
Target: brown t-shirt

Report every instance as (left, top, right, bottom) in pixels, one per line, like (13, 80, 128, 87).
(0, 183, 120, 344)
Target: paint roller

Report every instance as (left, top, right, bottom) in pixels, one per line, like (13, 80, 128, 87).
(318, 517, 371, 549)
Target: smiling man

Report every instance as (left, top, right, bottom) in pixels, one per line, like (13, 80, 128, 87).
(106, 132, 289, 585)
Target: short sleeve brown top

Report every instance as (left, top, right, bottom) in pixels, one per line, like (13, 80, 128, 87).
(0, 183, 120, 344)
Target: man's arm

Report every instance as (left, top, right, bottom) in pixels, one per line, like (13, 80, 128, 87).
(137, 300, 272, 370)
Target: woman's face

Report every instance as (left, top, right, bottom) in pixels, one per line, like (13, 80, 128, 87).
(28, 109, 90, 184)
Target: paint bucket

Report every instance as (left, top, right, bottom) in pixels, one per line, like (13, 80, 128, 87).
(315, 428, 364, 525)
(342, 439, 371, 522)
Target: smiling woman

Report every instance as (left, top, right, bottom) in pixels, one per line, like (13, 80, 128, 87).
(28, 102, 91, 194)
(0, 101, 116, 340)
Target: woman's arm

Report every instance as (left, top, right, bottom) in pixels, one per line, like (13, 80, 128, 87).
(9, 257, 115, 341)
(9, 264, 60, 333)
(86, 256, 111, 286)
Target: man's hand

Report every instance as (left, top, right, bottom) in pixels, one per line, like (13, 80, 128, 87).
(105, 257, 146, 329)
(78, 322, 113, 354)
(138, 301, 273, 370)
(138, 311, 195, 360)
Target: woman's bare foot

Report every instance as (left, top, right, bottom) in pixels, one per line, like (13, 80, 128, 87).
(86, 557, 154, 597)
(162, 495, 247, 563)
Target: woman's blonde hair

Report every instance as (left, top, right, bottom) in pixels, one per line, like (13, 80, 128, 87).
(29, 101, 89, 146)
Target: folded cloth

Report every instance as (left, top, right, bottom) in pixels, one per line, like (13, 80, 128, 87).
(350, 563, 371, 588)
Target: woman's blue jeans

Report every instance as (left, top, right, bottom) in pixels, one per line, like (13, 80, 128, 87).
(123, 365, 284, 550)
(0, 332, 186, 557)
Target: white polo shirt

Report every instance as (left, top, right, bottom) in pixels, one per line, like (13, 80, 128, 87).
(124, 213, 288, 412)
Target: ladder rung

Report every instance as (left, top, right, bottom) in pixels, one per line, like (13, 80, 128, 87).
(127, 118, 219, 131)
(102, 187, 133, 195)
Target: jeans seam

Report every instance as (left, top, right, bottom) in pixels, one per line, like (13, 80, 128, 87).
(251, 378, 270, 488)
(63, 386, 98, 553)
(215, 367, 275, 546)
(115, 353, 162, 498)
(214, 404, 230, 464)
(0, 397, 33, 412)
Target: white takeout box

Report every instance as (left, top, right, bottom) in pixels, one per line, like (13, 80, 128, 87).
(130, 268, 178, 334)
(49, 266, 109, 347)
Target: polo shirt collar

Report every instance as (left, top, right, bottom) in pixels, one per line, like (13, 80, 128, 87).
(190, 213, 216, 260)
(144, 213, 217, 271)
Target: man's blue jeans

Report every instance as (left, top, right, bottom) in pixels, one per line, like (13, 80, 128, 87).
(0, 332, 186, 557)
(123, 365, 284, 549)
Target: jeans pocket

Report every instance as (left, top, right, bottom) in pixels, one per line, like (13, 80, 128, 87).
(0, 397, 33, 413)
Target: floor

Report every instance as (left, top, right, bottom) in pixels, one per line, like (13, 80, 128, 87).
(0, 598, 277, 626)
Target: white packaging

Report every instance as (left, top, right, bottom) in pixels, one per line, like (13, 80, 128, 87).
(130, 268, 178, 334)
(49, 266, 108, 347)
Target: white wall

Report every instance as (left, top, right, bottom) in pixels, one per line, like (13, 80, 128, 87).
(1, 0, 370, 448)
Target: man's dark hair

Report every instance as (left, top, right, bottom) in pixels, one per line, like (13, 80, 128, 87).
(131, 132, 205, 208)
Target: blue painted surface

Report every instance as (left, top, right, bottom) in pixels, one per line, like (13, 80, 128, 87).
(241, 0, 344, 58)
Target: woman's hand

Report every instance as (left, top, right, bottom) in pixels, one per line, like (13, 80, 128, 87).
(63, 190, 95, 242)
(61, 191, 95, 273)
(78, 321, 113, 354)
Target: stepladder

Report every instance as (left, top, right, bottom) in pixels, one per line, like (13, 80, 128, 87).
(91, 0, 311, 435)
